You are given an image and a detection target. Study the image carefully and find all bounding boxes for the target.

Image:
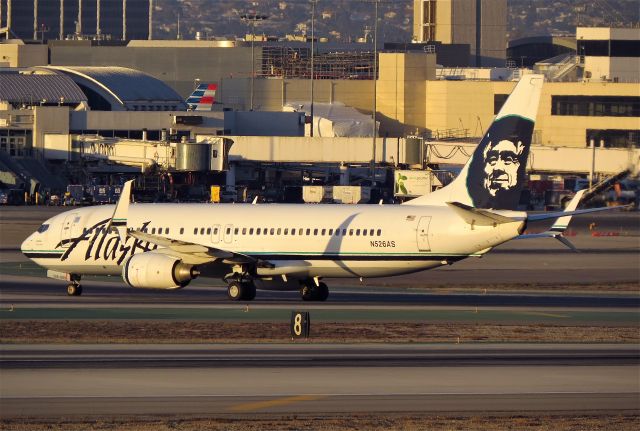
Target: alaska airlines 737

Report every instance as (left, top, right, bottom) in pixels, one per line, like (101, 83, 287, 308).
(20, 75, 612, 301)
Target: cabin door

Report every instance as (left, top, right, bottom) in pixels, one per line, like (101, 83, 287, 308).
(416, 216, 431, 251)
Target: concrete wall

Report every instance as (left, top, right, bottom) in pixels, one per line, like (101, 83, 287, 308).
(224, 111, 305, 137)
(220, 77, 375, 119)
(70, 111, 224, 135)
(577, 27, 640, 83)
(424, 80, 640, 148)
(49, 43, 254, 98)
(414, 0, 506, 66)
(538, 81, 639, 147)
(0, 43, 48, 67)
(378, 52, 435, 136)
(585, 56, 640, 83)
(479, 0, 507, 66)
(33, 106, 70, 158)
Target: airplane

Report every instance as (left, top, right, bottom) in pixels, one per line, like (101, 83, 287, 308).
(20, 74, 616, 301)
(186, 83, 218, 111)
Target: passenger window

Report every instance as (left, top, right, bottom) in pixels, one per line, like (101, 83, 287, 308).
(226, 227, 231, 235)
(180, 228, 184, 234)
(214, 227, 219, 234)
(328, 229, 333, 235)
(370, 229, 374, 236)
(166, 228, 170, 234)
(194, 228, 198, 235)
(363, 229, 367, 236)
(234, 228, 239, 235)
(377, 229, 382, 236)
(291, 229, 296, 236)
(349, 229, 353, 236)
(335, 229, 341, 236)
(270, 228, 275, 235)
(342, 229, 347, 235)
(242, 228, 247, 235)
(321, 229, 326, 235)
(257, 228, 261, 235)
(356, 229, 361, 236)
(249, 228, 254, 235)
(277, 228, 281, 235)
(313, 229, 318, 236)
(200, 228, 205, 235)
(207, 228, 211, 235)
(299, 228, 303, 235)
(306, 228, 311, 235)
(152, 228, 156, 234)
(284, 228, 288, 235)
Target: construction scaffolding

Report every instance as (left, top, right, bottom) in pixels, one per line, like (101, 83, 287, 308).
(259, 46, 376, 80)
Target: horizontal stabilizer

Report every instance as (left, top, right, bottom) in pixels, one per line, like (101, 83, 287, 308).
(517, 190, 612, 252)
(446, 202, 516, 226)
(515, 231, 578, 252)
(527, 205, 627, 222)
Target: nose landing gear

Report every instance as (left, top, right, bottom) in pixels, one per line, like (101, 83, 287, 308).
(66, 283, 83, 296)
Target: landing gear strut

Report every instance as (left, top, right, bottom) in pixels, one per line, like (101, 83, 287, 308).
(227, 280, 256, 301)
(66, 283, 82, 296)
(300, 281, 329, 302)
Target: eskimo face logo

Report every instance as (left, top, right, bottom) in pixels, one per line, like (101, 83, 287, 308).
(482, 139, 525, 196)
(466, 116, 533, 210)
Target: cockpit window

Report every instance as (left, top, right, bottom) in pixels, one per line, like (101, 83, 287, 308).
(37, 224, 49, 233)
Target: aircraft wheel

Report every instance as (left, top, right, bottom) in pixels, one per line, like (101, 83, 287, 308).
(227, 281, 244, 301)
(67, 284, 82, 296)
(300, 283, 315, 301)
(316, 282, 329, 301)
(241, 282, 256, 301)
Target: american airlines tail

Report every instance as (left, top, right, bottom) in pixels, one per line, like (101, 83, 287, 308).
(186, 83, 218, 111)
(405, 74, 544, 210)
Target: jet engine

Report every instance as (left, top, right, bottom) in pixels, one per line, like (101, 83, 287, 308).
(122, 253, 199, 289)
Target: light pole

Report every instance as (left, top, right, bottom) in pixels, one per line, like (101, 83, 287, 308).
(310, 0, 316, 137)
(371, 0, 379, 180)
(241, 11, 268, 111)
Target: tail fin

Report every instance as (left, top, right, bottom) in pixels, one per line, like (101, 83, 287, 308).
(186, 83, 218, 111)
(404, 74, 544, 209)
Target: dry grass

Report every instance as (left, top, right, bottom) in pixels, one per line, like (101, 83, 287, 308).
(1, 414, 639, 431)
(1, 320, 638, 344)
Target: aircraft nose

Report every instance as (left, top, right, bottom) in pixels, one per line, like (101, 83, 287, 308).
(21, 232, 35, 254)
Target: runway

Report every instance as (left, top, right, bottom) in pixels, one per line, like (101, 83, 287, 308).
(1, 209, 638, 421)
(1, 344, 638, 417)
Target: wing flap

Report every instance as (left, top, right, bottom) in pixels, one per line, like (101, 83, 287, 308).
(129, 230, 265, 266)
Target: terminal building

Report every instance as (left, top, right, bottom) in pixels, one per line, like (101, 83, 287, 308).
(0, 21, 638, 205)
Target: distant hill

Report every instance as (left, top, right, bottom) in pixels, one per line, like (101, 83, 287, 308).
(151, 0, 638, 42)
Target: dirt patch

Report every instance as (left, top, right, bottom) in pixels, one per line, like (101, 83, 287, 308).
(1, 414, 639, 431)
(1, 320, 638, 344)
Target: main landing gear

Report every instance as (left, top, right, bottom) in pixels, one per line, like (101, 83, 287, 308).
(66, 282, 83, 296)
(300, 280, 329, 302)
(226, 280, 257, 301)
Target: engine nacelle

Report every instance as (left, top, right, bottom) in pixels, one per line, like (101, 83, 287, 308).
(123, 253, 199, 289)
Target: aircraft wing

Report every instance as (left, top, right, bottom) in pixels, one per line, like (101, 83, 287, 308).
(128, 230, 269, 266)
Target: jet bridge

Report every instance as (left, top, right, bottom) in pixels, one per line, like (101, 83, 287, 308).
(211, 135, 639, 176)
(72, 135, 233, 173)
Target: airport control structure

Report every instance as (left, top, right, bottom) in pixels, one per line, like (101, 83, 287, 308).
(0, 0, 638, 210)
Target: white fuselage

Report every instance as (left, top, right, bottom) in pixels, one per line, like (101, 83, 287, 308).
(21, 203, 525, 283)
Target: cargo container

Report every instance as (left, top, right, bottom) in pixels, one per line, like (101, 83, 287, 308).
(302, 185, 331, 203)
(333, 186, 371, 204)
